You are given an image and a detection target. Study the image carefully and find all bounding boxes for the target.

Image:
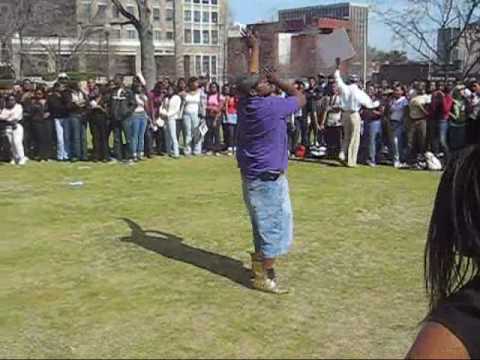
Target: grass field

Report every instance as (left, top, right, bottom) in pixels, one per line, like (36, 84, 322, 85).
(0, 156, 441, 359)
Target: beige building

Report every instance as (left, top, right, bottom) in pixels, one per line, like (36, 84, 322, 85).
(1, 0, 228, 81)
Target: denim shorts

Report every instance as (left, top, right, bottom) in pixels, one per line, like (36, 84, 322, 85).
(242, 174, 293, 258)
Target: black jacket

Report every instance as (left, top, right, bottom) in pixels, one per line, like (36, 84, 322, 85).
(47, 91, 70, 119)
(109, 87, 136, 122)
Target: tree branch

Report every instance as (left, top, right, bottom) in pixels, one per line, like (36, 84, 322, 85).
(110, 0, 141, 29)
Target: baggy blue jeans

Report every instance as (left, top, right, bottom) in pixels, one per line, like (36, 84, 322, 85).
(242, 174, 293, 258)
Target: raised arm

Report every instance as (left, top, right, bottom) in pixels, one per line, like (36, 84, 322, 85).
(356, 88, 379, 109)
(265, 68, 306, 108)
(334, 57, 349, 96)
(242, 28, 260, 75)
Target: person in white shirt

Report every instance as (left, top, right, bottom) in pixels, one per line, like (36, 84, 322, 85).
(182, 77, 202, 156)
(388, 86, 410, 168)
(127, 83, 149, 162)
(0, 94, 27, 165)
(334, 58, 378, 167)
(160, 85, 182, 158)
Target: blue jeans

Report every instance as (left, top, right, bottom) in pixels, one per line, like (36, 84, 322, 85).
(165, 119, 179, 157)
(54, 118, 69, 160)
(367, 120, 382, 164)
(127, 112, 147, 158)
(64, 115, 82, 160)
(439, 119, 449, 155)
(390, 120, 404, 163)
(242, 175, 293, 259)
(183, 111, 202, 155)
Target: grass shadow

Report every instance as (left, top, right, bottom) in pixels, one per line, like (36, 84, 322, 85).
(119, 218, 252, 289)
(291, 157, 345, 167)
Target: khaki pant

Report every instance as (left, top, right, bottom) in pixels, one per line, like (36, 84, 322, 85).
(341, 111, 361, 167)
(406, 118, 427, 161)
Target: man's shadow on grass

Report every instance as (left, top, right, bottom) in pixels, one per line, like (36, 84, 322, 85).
(119, 218, 252, 289)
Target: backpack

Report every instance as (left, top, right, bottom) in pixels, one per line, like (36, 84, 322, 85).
(425, 152, 443, 171)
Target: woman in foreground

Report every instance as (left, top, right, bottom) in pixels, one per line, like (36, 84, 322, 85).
(407, 145, 480, 359)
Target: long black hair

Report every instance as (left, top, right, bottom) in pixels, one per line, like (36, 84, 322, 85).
(426, 145, 480, 311)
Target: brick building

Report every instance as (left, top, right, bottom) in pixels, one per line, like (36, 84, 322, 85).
(227, 17, 353, 80)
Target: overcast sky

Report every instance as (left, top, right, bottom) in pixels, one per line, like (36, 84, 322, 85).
(228, 0, 402, 53)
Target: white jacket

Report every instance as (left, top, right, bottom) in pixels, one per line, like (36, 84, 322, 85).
(0, 104, 23, 122)
(160, 95, 182, 121)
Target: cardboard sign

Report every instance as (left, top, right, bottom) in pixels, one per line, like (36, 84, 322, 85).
(278, 29, 356, 77)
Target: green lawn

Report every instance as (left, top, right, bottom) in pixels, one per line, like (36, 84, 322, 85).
(0, 157, 440, 359)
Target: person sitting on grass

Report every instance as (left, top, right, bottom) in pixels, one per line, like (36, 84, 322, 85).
(236, 29, 306, 294)
(407, 145, 480, 359)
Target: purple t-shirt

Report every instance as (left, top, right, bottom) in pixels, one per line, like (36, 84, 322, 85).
(236, 95, 300, 180)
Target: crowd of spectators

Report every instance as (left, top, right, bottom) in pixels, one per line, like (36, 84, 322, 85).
(0, 71, 477, 169)
(0, 73, 239, 165)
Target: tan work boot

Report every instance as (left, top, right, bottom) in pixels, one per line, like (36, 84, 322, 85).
(250, 253, 288, 295)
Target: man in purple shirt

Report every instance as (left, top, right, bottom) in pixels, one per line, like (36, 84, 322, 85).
(236, 29, 306, 294)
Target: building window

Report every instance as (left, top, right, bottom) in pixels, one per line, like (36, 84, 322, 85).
(202, 30, 209, 44)
(211, 30, 218, 44)
(211, 56, 217, 75)
(166, 9, 174, 21)
(184, 29, 192, 43)
(83, 3, 92, 18)
(112, 29, 122, 39)
(112, 6, 120, 18)
(211, 12, 218, 23)
(184, 0, 191, 2)
(126, 6, 135, 15)
(202, 0, 209, 4)
(203, 55, 210, 74)
(166, 31, 174, 40)
(195, 55, 201, 75)
(193, 30, 201, 44)
(194, 10, 201, 23)
(127, 30, 136, 39)
(153, 8, 161, 21)
(155, 31, 162, 41)
(211, 0, 217, 4)
(193, 0, 200, 3)
(184, 10, 191, 22)
(97, 4, 107, 17)
(202, 11, 209, 23)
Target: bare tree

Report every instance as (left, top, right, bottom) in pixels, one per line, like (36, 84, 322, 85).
(0, 0, 104, 77)
(110, 0, 156, 89)
(377, 0, 480, 79)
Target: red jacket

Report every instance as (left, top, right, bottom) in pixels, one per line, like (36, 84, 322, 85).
(430, 91, 454, 120)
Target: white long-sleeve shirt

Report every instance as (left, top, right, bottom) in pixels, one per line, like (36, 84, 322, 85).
(334, 70, 377, 112)
(0, 104, 23, 122)
(160, 95, 182, 121)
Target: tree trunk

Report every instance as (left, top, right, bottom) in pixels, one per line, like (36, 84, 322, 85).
(18, 31, 24, 79)
(139, 26, 156, 91)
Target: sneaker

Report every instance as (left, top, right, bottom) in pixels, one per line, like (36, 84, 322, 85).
(9, 159, 15, 165)
(215, 152, 221, 157)
(394, 161, 401, 169)
(338, 151, 346, 162)
(252, 277, 289, 295)
(366, 161, 377, 168)
(17, 157, 28, 166)
(206, 151, 213, 156)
